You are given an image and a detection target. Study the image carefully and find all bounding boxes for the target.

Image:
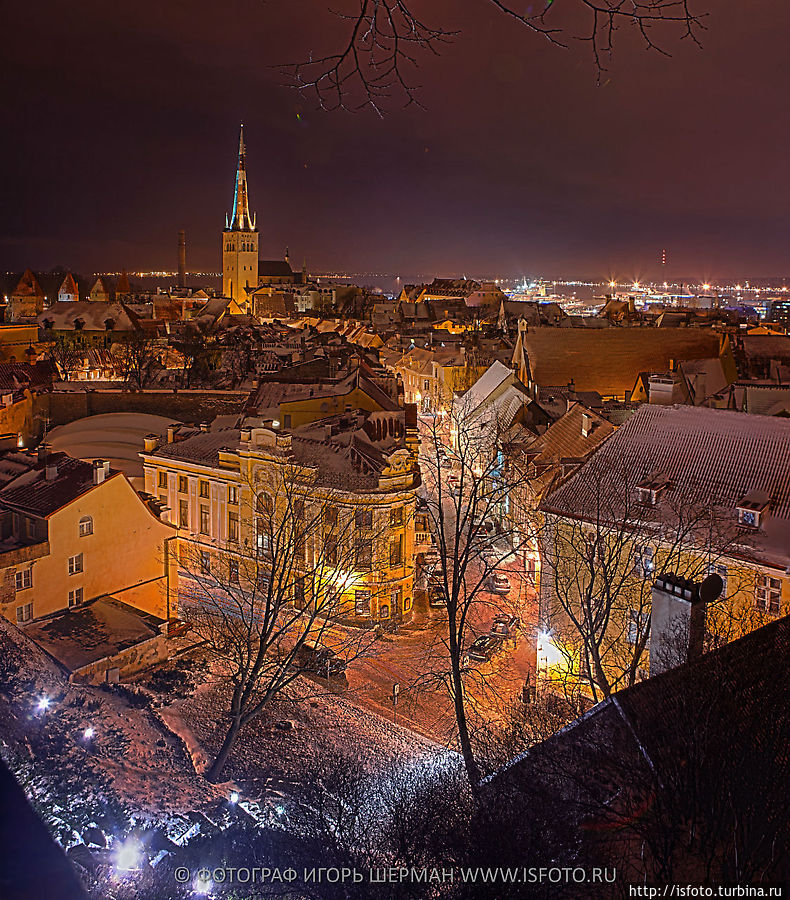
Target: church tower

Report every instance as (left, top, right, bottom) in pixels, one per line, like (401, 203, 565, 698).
(222, 125, 259, 303)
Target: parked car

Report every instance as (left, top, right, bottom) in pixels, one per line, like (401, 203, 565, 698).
(465, 634, 503, 663)
(490, 613, 520, 638)
(428, 586, 447, 608)
(490, 572, 511, 594)
(294, 641, 346, 677)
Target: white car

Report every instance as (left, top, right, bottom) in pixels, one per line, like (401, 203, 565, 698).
(490, 573, 510, 594)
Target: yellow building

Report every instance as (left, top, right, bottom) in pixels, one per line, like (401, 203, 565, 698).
(0, 449, 177, 625)
(141, 410, 420, 623)
(538, 405, 790, 697)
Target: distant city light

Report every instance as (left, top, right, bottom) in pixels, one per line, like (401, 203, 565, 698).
(702, 283, 711, 291)
(632, 281, 640, 290)
(609, 281, 616, 288)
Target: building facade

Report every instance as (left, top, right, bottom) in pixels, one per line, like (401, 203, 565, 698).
(141, 413, 420, 623)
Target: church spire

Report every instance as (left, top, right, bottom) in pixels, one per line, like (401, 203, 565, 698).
(227, 124, 256, 232)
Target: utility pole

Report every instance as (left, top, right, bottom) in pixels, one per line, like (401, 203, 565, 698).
(392, 682, 399, 723)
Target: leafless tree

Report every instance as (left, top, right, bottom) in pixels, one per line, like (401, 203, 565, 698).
(45, 333, 82, 381)
(539, 459, 757, 703)
(414, 390, 538, 788)
(116, 330, 162, 389)
(284, 0, 706, 112)
(179, 465, 381, 781)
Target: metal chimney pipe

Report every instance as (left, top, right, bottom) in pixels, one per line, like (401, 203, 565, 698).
(178, 230, 186, 288)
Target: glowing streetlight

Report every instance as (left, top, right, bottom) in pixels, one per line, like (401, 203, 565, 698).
(229, 790, 240, 804)
(36, 696, 51, 712)
(83, 727, 95, 740)
(114, 838, 142, 871)
(702, 283, 711, 291)
(609, 281, 616, 289)
(632, 281, 640, 290)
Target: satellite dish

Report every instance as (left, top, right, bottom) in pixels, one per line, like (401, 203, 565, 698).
(699, 573, 724, 604)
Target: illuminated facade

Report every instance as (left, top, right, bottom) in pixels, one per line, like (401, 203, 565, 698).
(141, 415, 420, 622)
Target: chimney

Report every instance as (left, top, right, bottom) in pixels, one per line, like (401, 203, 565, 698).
(45, 460, 58, 480)
(240, 428, 251, 443)
(92, 459, 108, 485)
(178, 230, 186, 289)
(324, 424, 333, 440)
(143, 433, 160, 452)
(167, 424, 179, 444)
(580, 412, 593, 438)
(37, 443, 50, 465)
(649, 573, 722, 675)
(199, 422, 210, 433)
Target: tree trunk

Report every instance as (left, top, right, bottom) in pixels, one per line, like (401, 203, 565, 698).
(205, 716, 242, 783)
(451, 661, 482, 791)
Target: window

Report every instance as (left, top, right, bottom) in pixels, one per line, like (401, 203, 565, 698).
(256, 519, 271, 556)
(293, 577, 306, 607)
(26, 519, 36, 540)
(326, 537, 338, 567)
(228, 511, 239, 542)
(200, 551, 211, 574)
(632, 545, 654, 577)
(389, 535, 404, 567)
(16, 602, 33, 624)
(283, 414, 292, 429)
(355, 540, 373, 571)
(739, 509, 757, 528)
(755, 575, 781, 615)
(391, 586, 402, 612)
(228, 485, 238, 505)
(228, 558, 239, 584)
(199, 505, 210, 535)
(158, 471, 168, 489)
(179, 499, 189, 528)
(293, 500, 305, 520)
(178, 476, 188, 493)
(79, 515, 93, 537)
(390, 507, 404, 528)
(15, 569, 32, 591)
(355, 589, 371, 617)
(324, 505, 338, 528)
(379, 604, 390, 620)
(68, 587, 84, 608)
(628, 609, 649, 645)
(355, 508, 373, 529)
(199, 480, 210, 499)
(68, 554, 83, 576)
(708, 563, 728, 599)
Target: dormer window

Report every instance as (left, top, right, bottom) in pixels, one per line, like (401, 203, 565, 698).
(736, 490, 770, 529)
(636, 476, 669, 506)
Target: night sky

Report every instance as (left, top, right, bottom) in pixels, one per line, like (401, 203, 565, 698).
(3, 0, 789, 282)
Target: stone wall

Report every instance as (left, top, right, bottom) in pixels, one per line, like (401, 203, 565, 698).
(36, 389, 248, 428)
(70, 632, 171, 686)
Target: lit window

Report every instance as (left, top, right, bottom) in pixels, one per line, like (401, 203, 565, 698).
(355, 590, 371, 617)
(15, 569, 32, 591)
(628, 608, 649, 644)
(755, 575, 782, 615)
(79, 516, 93, 537)
(68, 587, 84, 608)
(16, 602, 33, 624)
(390, 507, 404, 528)
(632, 545, 654, 577)
(68, 554, 83, 576)
(389, 535, 404, 567)
(228, 485, 238, 505)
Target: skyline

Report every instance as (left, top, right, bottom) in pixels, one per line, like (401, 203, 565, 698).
(3, 1, 790, 280)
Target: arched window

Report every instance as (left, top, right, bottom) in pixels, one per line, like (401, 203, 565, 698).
(79, 516, 93, 537)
